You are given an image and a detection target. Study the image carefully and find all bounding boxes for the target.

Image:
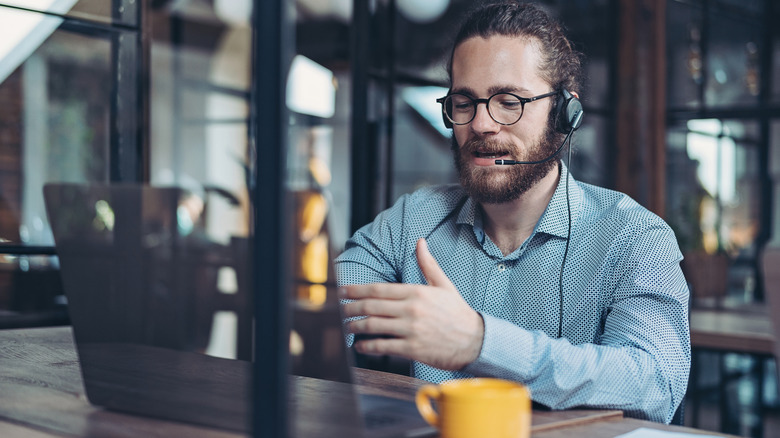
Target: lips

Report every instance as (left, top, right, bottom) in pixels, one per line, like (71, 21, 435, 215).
(471, 148, 511, 166)
(461, 138, 514, 166)
(473, 149, 509, 159)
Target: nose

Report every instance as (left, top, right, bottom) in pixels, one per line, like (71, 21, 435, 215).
(469, 101, 500, 135)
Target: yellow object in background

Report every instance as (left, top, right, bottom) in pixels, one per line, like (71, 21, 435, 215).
(296, 284, 327, 308)
(298, 192, 328, 242)
(416, 378, 531, 438)
(299, 233, 328, 284)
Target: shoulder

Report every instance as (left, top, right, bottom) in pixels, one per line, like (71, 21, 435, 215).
(577, 182, 673, 238)
(360, 184, 467, 233)
(376, 184, 468, 240)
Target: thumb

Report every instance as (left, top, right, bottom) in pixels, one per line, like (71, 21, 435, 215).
(416, 238, 453, 289)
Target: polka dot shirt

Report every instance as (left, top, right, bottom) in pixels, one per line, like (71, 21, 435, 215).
(335, 163, 691, 424)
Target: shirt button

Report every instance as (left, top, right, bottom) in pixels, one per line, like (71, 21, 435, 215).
(497, 263, 506, 272)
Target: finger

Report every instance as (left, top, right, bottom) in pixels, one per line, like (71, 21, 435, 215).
(415, 238, 451, 288)
(354, 336, 413, 359)
(347, 316, 409, 337)
(339, 283, 412, 300)
(342, 298, 407, 319)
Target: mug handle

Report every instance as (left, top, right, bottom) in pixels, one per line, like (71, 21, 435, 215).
(415, 384, 441, 428)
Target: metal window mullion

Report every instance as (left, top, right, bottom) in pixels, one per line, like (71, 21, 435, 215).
(252, 0, 292, 436)
(109, 28, 141, 182)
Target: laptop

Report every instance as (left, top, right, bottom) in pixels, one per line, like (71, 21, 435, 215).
(43, 183, 435, 437)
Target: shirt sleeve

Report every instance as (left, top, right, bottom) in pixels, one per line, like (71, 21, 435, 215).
(334, 195, 409, 347)
(463, 224, 691, 424)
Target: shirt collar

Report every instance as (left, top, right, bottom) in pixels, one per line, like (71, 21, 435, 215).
(456, 196, 484, 242)
(454, 162, 583, 241)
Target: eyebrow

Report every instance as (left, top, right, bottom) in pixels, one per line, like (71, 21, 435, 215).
(450, 85, 534, 97)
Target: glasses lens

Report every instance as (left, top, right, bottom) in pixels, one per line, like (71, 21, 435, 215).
(488, 93, 524, 124)
(445, 94, 475, 125)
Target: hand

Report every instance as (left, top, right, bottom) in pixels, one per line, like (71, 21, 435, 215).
(340, 238, 484, 370)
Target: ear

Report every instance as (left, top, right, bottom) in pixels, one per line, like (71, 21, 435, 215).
(571, 91, 580, 99)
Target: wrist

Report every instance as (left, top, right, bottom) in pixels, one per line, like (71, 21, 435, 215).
(462, 311, 485, 366)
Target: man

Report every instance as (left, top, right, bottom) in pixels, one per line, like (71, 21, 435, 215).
(336, 1, 689, 424)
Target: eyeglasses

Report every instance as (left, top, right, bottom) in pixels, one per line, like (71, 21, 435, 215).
(436, 90, 558, 126)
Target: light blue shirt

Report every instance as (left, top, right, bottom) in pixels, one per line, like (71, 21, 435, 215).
(335, 164, 690, 424)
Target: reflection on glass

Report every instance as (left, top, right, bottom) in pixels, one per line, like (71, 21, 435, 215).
(770, 121, 780, 246)
(569, 114, 609, 188)
(392, 85, 457, 202)
(43, 183, 252, 431)
(402, 86, 449, 136)
(774, 35, 780, 103)
(666, 0, 703, 109)
(0, 5, 63, 84)
(0, 7, 113, 247)
(0, 0, 133, 26)
(705, 7, 762, 107)
(684, 119, 759, 256)
(149, 9, 251, 246)
(686, 119, 735, 206)
(287, 54, 336, 119)
(0, 253, 65, 327)
(558, 0, 613, 108)
(668, 118, 762, 303)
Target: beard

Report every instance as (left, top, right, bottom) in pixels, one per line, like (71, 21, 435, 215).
(451, 120, 563, 204)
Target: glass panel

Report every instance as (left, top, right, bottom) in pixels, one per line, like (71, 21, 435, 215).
(716, 0, 763, 15)
(288, 7, 357, 382)
(570, 113, 610, 188)
(560, 0, 614, 108)
(0, 0, 136, 27)
(0, 254, 66, 328)
(149, 11, 251, 246)
(704, 4, 762, 107)
(42, 184, 253, 428)
(0, 7, 118, 247)
(773, 19, 780, 104)
(666, 118, 761, 303)
(393, 0, 460, 85)
(391, 85, 457, 203)
(666, 0, 703, 109)
(769, 120, 780, 246)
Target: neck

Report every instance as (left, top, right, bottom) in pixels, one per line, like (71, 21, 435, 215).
(480, 164, 561, 256)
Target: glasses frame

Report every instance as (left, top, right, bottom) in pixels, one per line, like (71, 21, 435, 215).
(436, 90, 559, 126)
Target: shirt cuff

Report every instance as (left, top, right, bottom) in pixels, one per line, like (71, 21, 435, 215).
(462, 312, 535, 380)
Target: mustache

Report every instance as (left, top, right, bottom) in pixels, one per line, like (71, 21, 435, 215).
(459, 137, 515, 156)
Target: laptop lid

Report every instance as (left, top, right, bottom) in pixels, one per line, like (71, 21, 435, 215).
(44, 183, 432, 437)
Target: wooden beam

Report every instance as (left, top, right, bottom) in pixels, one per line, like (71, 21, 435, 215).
(615, 0, 667, 217)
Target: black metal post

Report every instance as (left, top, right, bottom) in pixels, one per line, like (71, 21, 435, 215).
(109, 0, 141, 183)
(350, 0, 375, 234)
(383, 0, 396, 208)
(252, 0, 292, 436)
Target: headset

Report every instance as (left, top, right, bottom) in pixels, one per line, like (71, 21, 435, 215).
(554, 88, 583, 134)
(441, 88, 583, 339)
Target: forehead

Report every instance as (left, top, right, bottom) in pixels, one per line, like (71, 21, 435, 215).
(451, 35, 548, 94)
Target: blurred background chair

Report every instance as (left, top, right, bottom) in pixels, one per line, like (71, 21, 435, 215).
(682, 250, 730, 309)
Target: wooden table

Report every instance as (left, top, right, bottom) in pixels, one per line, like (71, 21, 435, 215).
(690, 306, 774, 355)
(0, 326, 736, 437)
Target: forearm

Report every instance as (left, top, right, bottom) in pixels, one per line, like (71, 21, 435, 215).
(463, 313, 684, 423)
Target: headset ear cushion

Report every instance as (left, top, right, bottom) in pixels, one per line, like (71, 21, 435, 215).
(556, 89, 584, 134)
(442, 110, 453, 129)
(440, 95, 453, 129)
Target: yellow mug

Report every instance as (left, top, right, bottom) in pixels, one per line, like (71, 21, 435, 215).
(415, 378, 531, 438)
